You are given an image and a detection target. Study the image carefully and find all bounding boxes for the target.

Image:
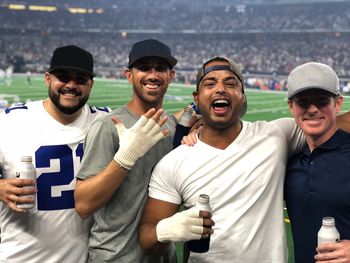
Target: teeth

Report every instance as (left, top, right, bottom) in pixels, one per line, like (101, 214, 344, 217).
(146, 84, 158, 89)
(214, 99, 228, 104)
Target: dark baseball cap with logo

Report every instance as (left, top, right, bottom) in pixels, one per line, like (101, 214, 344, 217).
(48, 45, 95, 78)
(196, 57, 244, 92)
(128, 39, 177, 68)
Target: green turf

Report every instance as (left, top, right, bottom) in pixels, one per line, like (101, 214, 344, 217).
(2, 76, 350, 263)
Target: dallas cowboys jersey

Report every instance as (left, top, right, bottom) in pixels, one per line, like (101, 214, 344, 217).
(0, 100, 109, 262)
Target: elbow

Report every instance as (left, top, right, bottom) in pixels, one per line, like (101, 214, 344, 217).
(139, 226, 153, 251)
(139, 232, 150, 251)
(139, 235, 167, 257)
(138, 225, 161, 253)
(74, 192, 93, 218)
(75, 201, 92, 218)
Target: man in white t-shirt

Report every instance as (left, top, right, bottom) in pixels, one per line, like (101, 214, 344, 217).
(0, 45, 110, 262)
(139, 57, 306, 263)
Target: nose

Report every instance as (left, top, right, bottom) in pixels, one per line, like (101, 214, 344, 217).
(215, 81, 226, 93)
(65, 79, 78, 88)
(306, 103, 318, 112)
(146, 68, 161, 81)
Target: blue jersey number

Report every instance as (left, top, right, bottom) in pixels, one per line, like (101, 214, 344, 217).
(35, 144, 83, 210)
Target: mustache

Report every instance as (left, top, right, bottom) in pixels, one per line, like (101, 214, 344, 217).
(59, 88, 81, 96)
(141, 78, 163, 85)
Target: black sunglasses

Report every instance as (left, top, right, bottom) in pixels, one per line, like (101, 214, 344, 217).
(293, 96, 333, 109)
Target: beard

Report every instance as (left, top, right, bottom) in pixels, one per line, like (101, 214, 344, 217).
(48, 86, 88, 115)
(133, 85, 167, 108)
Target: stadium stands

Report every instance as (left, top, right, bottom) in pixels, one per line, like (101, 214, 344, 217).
(1, 0, 350, 84)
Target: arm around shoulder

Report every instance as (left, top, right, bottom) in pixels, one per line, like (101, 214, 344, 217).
(336, 111, 350, 132)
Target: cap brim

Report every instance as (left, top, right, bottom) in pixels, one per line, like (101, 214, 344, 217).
(48, 66, 95, 78)
(129, 55, 177, 68)
(288, 86, 339, 99)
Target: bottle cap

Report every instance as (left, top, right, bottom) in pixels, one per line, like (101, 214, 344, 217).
(198, 194, 210, 204)
(184, 105, 194, 113)
(21, 156, 32, 162)
(322, 217, 335, 227)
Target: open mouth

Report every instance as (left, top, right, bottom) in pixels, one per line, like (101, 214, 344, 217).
(211, 99, 230, 114)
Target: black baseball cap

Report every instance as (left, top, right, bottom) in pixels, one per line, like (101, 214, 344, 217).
(128, 39, 177, 68)
(48, 45, 95, 78)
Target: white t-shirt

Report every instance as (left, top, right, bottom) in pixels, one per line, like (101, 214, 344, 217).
(0, 101, 109, 263)
(149, 119, 304, 263)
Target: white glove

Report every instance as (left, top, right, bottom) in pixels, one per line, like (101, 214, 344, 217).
(156, 207, 204, 242)
(114, 115, 164, 170)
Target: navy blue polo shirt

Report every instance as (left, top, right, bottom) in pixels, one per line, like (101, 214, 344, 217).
(285, 129, 350, 263)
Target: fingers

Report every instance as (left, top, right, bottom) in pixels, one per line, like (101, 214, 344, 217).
(145, 108, 168, 127)
(111, 116, 121, 125)
(0, 179, 36, 212)
(11, 178, 36, 188)
(181, 132, 198, 146)
(315, 241, 350, 262)
(112, 108, 168, 129)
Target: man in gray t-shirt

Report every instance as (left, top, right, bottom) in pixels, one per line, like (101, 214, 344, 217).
(74, 39, 178, 262)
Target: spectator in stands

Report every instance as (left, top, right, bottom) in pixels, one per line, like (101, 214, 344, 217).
(284, 62, 350, 263)
(74, 39, 178, 262)
(0, 45, 109, 262)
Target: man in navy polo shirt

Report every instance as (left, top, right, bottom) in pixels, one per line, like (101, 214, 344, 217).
(284, 62, 350, 262)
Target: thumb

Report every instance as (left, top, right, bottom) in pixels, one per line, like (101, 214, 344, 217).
(111, 116, 125, 135)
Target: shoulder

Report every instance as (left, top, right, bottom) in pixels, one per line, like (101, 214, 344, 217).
(0, 101, 43, 124)
(3, 101, 38, 115)
(155, 144, 193, 170)
(242, 120, 280, 135)
(85, 105, 111, 121)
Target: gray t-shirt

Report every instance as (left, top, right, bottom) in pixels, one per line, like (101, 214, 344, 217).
(77, 105, 177, 263)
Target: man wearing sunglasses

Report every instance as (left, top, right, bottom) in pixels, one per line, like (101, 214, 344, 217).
(75, 39, 178, 262)
(0, 45, 109, 262)
(285, 62, 350, 263)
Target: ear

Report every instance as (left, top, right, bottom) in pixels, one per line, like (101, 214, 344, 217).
(125, 68, 133, 84)
(335, 96, 344, 113)
(287, 100, 294, 116)
(89, 79, 94, 90)
(170, 69, 176, 81)
(193, 91, 199, 104)
(44, 72, 51, 87)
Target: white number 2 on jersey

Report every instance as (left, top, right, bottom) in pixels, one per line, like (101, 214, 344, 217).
(35, 143, 83, 210)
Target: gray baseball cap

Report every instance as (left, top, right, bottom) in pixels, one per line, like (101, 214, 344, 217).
(196, 57, 244, 91)
(287, 62, 340, 99)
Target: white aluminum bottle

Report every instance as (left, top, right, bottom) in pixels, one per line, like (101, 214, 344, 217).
(16, 156, 36, 209)
(186, 194, 212, 253)
(317, 217, 340, 245)
(178, 105, 194, 127)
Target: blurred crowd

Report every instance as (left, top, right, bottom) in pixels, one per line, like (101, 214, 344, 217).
(1, 0, 350, 85)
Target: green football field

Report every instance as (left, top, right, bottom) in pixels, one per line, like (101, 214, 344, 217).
(2, 76, 350, 262)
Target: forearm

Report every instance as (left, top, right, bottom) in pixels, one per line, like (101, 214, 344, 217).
(139, 222, 171, 255)
(74, 160, 128, 218)
(336, 111, 350, 132)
